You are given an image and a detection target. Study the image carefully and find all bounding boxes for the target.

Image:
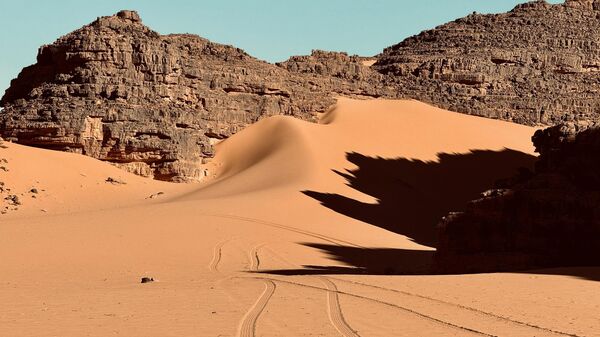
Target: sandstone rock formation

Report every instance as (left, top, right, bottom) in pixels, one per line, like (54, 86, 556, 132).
(436, 121, 600, 272)
(0, 11, 382, 181)
(6, 1, 600, 181)
(277, 50, 392, 99)
(374, 0, 600, 125)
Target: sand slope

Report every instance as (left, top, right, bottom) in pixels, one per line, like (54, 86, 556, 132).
(1, 99, 599, 337)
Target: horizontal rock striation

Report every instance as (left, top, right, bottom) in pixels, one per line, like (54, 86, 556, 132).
(277, 50, 392, 99)
(374, 0, 600, 125)
(1, 11, 378, 181)
(6, 1, 600, 181)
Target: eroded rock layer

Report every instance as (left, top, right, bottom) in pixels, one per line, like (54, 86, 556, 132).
(0, 11, 384, 181)
(6, 1, 600, 181)
(375, 0, 600, 125)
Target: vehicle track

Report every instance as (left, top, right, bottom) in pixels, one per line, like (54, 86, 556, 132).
(242, 229, 580, 337)
(249, 244, 265, 271)
(198, 212, 363, 248)
(249, 244, 361, 336)
(328, 277, 581, 337)
(320, 277, 361, 337)
(204, 213, 580, 337)
(208, 239, 229, 272)
(237, 279, 276, 337)
(242, 276, 494, 337)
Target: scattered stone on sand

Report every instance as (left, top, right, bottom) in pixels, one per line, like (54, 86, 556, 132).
(140, 277, 154, 284)
(30, 188, 38, 194)
(5, 194, 20, 206)
(106, 177, 126, 185)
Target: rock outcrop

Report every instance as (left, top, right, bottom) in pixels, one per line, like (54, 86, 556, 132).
(7, 1, 600, 181)
(0, 11, 382, 181)
(277, 50, 392, 99)
(436, 121, 600, 272)
(375, 0, 600, 125)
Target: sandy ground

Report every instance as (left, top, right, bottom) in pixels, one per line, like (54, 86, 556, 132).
(1, 98, 599, 337)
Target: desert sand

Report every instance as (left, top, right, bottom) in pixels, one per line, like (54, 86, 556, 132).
(1, 98, 599, 337)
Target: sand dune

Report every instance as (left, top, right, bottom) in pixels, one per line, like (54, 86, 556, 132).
(1, 99, 599, 337)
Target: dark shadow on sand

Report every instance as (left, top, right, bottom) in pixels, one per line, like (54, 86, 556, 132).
(260, 243, 436, 276)
(258, 243, 600, 281)
(303, 149, 536, 247)
(258, 149, 600, 281)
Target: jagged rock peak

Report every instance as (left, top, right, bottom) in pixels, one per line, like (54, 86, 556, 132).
(94, 10, 143, 25)
(116, 10, 141, 22)
(84, 10, 156, 36)
(511, 0, 553, 11)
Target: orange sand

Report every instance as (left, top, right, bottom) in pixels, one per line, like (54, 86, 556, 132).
(1, 98, 598, 337)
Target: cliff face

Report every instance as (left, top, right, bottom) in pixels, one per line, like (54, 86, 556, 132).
(375, 0, 600, 125)
(436, 120, 600, 272)
(0, 11, 385, 181)
(6, 1, 600, 182)
(277, 50, 390, 99)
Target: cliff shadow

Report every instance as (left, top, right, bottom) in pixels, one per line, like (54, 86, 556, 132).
(302, 149, 537, 248)
(259, 243, 600, 281)
(260, 244, 436, 275)
(260, 149, 558, 277)
(261, 149, 600, 280)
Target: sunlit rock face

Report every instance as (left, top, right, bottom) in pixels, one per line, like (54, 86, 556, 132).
(375, 0, 600, 125)
(0, 11, 386, 181)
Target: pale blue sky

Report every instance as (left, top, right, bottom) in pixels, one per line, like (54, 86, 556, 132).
(0, 0, 563, 95)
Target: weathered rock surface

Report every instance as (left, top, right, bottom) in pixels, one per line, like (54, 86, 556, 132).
(1, 11, 382, 181)
(375, 0, 600, 125)
(436, 121, 600, 272)
(6, 1, 600, 181)
(277, 50, 392, 99)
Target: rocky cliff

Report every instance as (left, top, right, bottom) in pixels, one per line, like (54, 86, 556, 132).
(0, 11, 384, 181)
(6, 1, 600, 181)
(375, 0, 600, 125)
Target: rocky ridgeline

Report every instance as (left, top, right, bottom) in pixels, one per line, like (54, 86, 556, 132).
(5, 1, 600, 181)
(0, 11, 384, 181)
(375, 0, 600, 125)
(436, 122, 600, 272)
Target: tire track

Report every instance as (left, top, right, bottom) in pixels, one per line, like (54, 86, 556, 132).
(208, 239, 228, 272)
(320, 277, 361, 337)
(198, 212, 363, 248)
(237, 280, 276, 337)
(249, 244, 265, 271)
(241, 276, 494, 337)
(243, 236, 579, 337)
(328, 277, 581, 337)
(249, 246, 362, 336)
